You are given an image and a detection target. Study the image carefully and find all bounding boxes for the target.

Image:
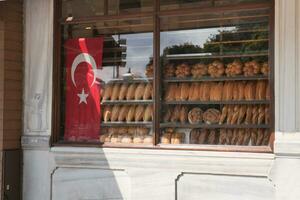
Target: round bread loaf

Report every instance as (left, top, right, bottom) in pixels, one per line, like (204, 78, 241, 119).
(203, 108, 221, 124)
(208, 60, 225, 77)
(188, 108, 203, 124)
(191, 63, 208, 78)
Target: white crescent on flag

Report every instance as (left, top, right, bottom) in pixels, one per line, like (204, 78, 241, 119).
(71, 53, 97, 87)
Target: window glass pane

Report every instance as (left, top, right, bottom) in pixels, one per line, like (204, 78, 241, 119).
(159, 7, 272, 147)
(160, 0, 271, 11)
(62, 0, 153, 19)
(60, 17, 154, 144)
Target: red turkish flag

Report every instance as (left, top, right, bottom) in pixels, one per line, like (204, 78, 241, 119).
(64, 37, 104, 142)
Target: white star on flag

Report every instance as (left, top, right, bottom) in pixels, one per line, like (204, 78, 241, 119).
(77, 88, 89, 104)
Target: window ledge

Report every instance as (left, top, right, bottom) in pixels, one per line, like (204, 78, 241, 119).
(51, 146, 274, 177)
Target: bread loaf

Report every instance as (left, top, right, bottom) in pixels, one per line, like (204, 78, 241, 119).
(190, 129, 200, 144)
(255, 81, 266, 100)
(262, 130, 270, 145)
(135, 83, 146, 100)
(126, 106, 136, 122)
(208, 60, 225, 77)
(210, 82, 223, 101)
(171, 133, 184, 144)
(102, 84, 113, 100)
(265, 106, 270, 124)
(143, 83, 153, 100)
(111, 84, 121, 101)
(207, 130, 217, 144)
(135, 105, 145, 122)
(143, 105, 153, 122)
(143, 135, 153, 144)
(243, 129, 251, 145)
(219, 129, 227, 145)
(164, 63, 175, 77)
(200, 82, 211, 101)
(121, 135, 133, 144)
(256, 129, 264, 146)
(257, 105, 265, 124)
(232, 82, 239, 100)
(126, 84, 137, 100)
(175, 84, 181, 101)
(136, 127, 149, 135)
(165, 84, 177, 101)
(161, 133, 172, 144)
(251, 129, 258, 145)
(237, 81, 245, 100)
(111, 105, 121, 121)
(198, 129, 208, 144)
(237, 105, 247, 124)
(171, 105, 181, 122)
(230, 105, 240, 124)
(188, 108, 203, 124)
(188, 83, 200, 101)
(103, 106, 112, 122)
(261, 62, 269, 76)
(222, 82, 234, 101)
(237, 129, 245, 145)
(226, 129, 233, 145)
(252, 106, 259, 124)
(175, 63, 191, 78)
(180, 83, 190, 100)
(231, 129, 239, 145)
(226, 105, 234, 124)
(245, 82, 256, 100)
(99, 134, 109, 143)
(118, 106, 129, 122)
(225, 60, 243, 77)
(179, 106, 188, 123)
(219, 105, 228, 124)
(266, 82, 271, 100)
(245, 105, 252, 124)
(244, 61, 261, 76)
(133, 135, 144, 144)
(191, 63, 208, 78)
(119, 84, 128, 100)
(203, 108, 221, 124)
(163, 107, 172, 122)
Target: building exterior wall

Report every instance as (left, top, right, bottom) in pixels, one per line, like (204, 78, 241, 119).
(22, 0, 300, 200)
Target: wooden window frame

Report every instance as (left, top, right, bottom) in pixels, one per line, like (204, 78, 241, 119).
(52, 0, 275, 153)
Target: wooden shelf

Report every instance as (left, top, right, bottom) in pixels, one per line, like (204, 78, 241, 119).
(101, 122, 152, 127)
(163, 75, 269, 82)
(108, 77, 153, 84)
(160, 123, 270, 129)
(165, 52, 268, 60)
(163, 100, 271, 105)
(101, 100, 153, 105)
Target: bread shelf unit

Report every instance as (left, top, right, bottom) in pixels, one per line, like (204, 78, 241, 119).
(164, 52, 269, 60)
(107, 77, 153, 84)
(101, 122, 152, 127)
(163, 75, 269, 82)
(160, 123, 270, 129)
(163, 100, 271, 105)
(101, 100, 153, 105)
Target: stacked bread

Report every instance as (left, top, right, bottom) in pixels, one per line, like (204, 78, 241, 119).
(162, 60, 269, 78)
(102, 82, 153, 101)
(102, 105, 153, 122)
(99, 127, 153, 144)
(164, 81, 270, 101)
(190, 128, 270, 146)
(219, 105, 270, 125)
(161, 128, 185, 144)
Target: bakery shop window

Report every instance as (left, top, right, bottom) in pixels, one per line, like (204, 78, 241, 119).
(159, 6, 273, 149)
(54, 0, 274, 151)
(59, 16, 154, 145)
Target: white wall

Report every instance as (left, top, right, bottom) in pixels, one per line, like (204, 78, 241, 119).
(22, 0, 300, 200)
